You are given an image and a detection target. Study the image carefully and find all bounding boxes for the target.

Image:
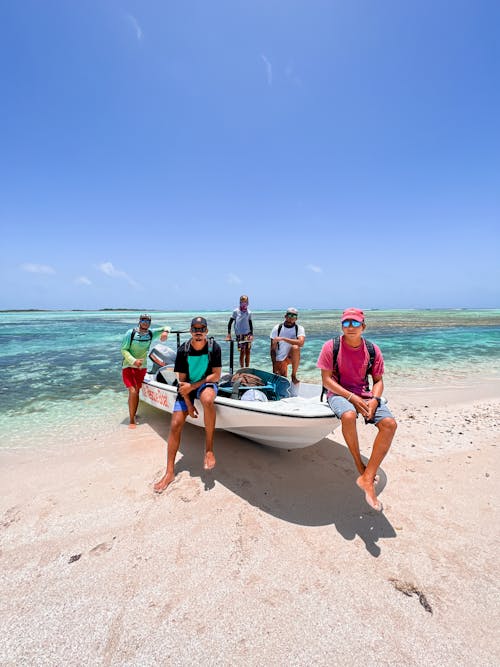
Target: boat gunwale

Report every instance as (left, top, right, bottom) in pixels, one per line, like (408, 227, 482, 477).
(142, 377, 337, 421)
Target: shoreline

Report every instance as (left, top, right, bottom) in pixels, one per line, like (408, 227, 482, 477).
(1, 379, 499, 664)
(2, 375, 499, 451)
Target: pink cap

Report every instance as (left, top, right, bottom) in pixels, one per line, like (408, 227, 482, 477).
(341, 307, 365, 323)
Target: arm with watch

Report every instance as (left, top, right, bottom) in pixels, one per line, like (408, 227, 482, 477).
(320, 372, 385, 421)
(364, 376, 384, 423)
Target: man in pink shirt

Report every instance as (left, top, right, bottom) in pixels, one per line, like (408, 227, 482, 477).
(317, 308, 397, 511)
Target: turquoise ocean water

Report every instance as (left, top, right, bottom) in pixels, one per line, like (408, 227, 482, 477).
(1, 309, 499, 448)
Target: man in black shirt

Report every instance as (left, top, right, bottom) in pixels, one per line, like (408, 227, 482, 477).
(154, 317, 222, 493)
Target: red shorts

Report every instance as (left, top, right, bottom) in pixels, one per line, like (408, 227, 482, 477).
(122, 367, 147, 389)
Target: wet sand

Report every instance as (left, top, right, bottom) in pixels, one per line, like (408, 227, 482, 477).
(1, 380, 499, 666)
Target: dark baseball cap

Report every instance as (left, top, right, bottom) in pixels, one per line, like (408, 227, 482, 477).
(191, 316, 207, 328)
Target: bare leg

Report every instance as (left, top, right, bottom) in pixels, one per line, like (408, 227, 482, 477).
(239, 348, 245, 368)
(128, 387, 140, 427)
(290, 347, 301, 384)
(153, 412, 187, 493)
(340, 410, 365, 474)
(244, 346, 251, 367)
(356, 417, 397, 511)
(341, 411, 380, 482)
(275, 359, 289, 378)
(199, 388, 217, 470)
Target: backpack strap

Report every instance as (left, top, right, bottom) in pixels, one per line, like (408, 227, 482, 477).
(208, 336, 215, 367)
(332, 336, 341, 377)
(363, 339, 376, 392)
(129, 327, 153, 347)
(320, 336, 340, 402)
(276, 323, 299, 352)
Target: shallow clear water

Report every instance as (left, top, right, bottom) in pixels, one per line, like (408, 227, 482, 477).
(1, 309, 499, 447)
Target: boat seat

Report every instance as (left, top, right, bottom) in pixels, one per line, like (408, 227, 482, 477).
(218, 368, 291, 401)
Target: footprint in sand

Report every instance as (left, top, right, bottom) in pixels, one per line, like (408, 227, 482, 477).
(172, 476, 201, 503)
(1, 505, 21, 528)
(89, 539, 115, 556)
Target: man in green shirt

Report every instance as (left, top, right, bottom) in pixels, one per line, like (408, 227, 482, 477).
(121, 313, 171, 427)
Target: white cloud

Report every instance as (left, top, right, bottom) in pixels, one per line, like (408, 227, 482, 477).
(99, 262, 138, 288)
(227, 273, 242, 285)
(261, 55, 273, 86)
(76, 276, 92, 285)
(20, 263, 55, 275)
(126, 13, 143, 41)
(306, 264, 322, 273)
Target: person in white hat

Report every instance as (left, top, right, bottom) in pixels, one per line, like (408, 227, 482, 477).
(269, 308, 305, 387)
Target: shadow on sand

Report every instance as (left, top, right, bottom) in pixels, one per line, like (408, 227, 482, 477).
(141, 403, 396, 557)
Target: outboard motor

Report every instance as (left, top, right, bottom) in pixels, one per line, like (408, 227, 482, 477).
(148, 344, 177, 376)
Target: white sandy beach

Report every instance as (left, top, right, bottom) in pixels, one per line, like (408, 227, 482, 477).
(1, 380, 499, 666)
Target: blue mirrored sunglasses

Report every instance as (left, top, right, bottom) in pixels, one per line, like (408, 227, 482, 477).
(342, 319, 362, 328)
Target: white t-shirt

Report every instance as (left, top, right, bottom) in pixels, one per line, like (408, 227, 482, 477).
(270, 323, 306, 361)
(231, 307, 252, 336)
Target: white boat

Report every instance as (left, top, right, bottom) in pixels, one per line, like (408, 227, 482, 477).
(140, 364, 339, 449)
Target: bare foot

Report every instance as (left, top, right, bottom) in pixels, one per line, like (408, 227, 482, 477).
(154, 471, 175, 494)
(204, 451, 216, 470)
(356, 475, 383, 512)
(357, 465, 380, 486)
(128, 422, 137, 429)
(291, 375, 300, 384)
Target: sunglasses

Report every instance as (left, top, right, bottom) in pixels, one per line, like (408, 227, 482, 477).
(286, 313, 298, 319)
(191, 326, 207, 333)
(342, 319, 362, 328)
(140, 318, 151, 323)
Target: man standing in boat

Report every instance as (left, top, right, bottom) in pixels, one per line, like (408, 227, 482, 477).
(225, 294, 254, 368)
(154, 317, 222, 493)
(317, 308, 397, 512)
(270, 308, 305, 390)
(121, 314, 170, 428)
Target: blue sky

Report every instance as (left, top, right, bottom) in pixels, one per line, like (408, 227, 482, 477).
(1, 0, 499, 310)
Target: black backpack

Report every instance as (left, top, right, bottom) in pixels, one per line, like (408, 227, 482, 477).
(180, 337, 217, 365)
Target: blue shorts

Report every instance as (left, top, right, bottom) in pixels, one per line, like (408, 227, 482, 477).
(327, 395, 394, 424)
(173, 382, 219, 412)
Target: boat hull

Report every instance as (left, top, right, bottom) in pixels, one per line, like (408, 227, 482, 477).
(140, 377, 338, 449)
